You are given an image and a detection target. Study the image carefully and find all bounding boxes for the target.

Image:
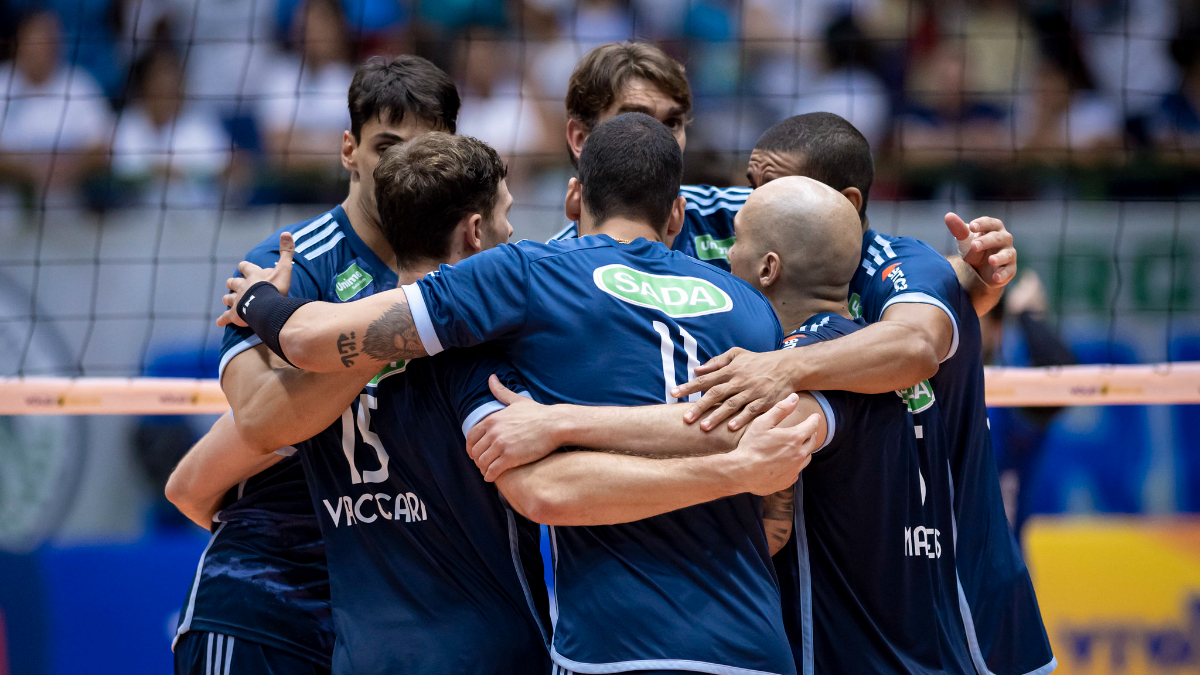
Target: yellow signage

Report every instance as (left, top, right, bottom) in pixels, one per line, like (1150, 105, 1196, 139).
(1025, 517, 1200, 674)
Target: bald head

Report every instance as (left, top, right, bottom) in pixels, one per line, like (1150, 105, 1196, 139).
(729, 176, 862, 305)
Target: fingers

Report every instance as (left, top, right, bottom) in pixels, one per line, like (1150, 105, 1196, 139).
(968, 217, 1007, 235)
(944, 212, 970, 241)
(222, 291, 237, 308)
(748, 393, 800, 431)
(674, 372, 716, 403)
(277, 232, 295, 267)
(726, 398, 769, 432)
(691, 347, 742, 377)
(483, 456, 510, 483)
(488, 374, 525, 406)
(216, 308, 245, 327)
(969, 231, 1011, 254)
(237, 261, 263, 278)
(681, 379, 724, 420)
(700, 392, 751, 431)
(465, 422, 487, 456)
(475, 447, 500, 481)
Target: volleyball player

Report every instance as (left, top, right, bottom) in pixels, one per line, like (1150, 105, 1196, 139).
(673, 114, 1056, 675)
(166, 55, 459, 675)
(222, 113, 817, 675)
(550, 41, 1015, 311)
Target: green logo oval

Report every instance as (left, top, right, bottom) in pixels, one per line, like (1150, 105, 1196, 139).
(592, 264, 733, 317)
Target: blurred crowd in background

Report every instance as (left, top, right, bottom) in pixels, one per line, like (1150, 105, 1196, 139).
(0, 0, 1198, 212)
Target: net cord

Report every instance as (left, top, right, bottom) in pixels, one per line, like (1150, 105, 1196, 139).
(1, 363, 1198, 415)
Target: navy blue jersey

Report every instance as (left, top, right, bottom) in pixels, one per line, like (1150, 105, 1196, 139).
(298, 349, 551, 675)
(176, 206, 397, 664)
(774, 313, 974, 675)
(849, 231, 1055, 675)
(405, 234, 794, 674)
(549, 185, 749, 271)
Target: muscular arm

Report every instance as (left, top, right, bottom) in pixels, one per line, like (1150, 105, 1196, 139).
(276, 291, 427, 374)
(222, 344, 376, 449)
(674, 303, 953, 431)
(492, 395, 825, 526)
(165, 412, 283, 528)
(495, 451, 741, 526)
(468, 376, 827, 481)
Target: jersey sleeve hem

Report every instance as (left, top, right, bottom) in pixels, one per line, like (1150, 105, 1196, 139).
(809, 391, 836, 452)
(402, 282, 445, 356)
(878, 292, 961, 363)
(461, 390, 532, 437)
(218, 335, 263, 380)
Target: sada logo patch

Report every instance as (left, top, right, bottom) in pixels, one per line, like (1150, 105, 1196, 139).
(593, 264, 733, 317)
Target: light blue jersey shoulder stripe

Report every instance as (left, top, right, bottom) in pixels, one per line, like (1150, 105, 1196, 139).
(878, 292, 960, 363)
(686, 200, 748, 217)
(550, 648, 789, 675)
(291, 212, 334, 242)
(809, 391, 836, 452)
(295, 220, 340, 254)
(682, 189, 751, 208)
(401, 282, 445, 355)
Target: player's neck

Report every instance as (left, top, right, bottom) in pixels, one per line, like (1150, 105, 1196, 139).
(397, 262, 441, 286)
(770, 291, 850, 334)
(587, 216, 663, 244)
(341, 189, 398, 272)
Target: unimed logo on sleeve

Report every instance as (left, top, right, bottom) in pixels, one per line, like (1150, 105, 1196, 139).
(593, 264, 733, 317)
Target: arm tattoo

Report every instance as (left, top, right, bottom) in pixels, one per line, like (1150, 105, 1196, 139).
(362, 303, 424, 363)
(763, 486, 795, 552)
(336, 332, 359, 368)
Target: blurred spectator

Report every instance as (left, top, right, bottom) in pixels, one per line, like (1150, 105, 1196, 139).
(166, 0, 276, 145)
(895, 40, 1008, 163)
(260, 0, 355, 172)
(1017, 56, 1123, 163)
(1069, 0, 1179, 121)
(791, 14, 890, 149)
(983, 271, 1076, 538)
(1155, 32, 1200, 158)
(110, 48, 230, 205)
(564, 0, 634, 43)
(455, 30, 556, 182)
(949, 0, 1038, 109)
(0, 9, 113, 201)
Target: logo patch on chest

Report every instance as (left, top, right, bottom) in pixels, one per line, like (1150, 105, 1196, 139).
(693, 234, 736, 261)
(335, 262, 373, 301)
(593, 264, 733, 317)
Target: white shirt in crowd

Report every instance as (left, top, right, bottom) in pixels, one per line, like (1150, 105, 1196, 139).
(259, 57, 355, 136)
(0, 64, 113, 153)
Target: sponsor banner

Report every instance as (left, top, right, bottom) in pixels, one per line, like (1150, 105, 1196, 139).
(1025, 516, 1200, 674)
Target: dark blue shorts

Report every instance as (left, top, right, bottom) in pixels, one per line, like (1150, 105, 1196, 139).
(174, 631, 330, 675)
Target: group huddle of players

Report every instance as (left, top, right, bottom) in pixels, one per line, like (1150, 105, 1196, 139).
(165, 42, 1056, 675)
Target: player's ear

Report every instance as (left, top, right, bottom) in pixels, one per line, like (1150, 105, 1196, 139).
(566, 118, 589, 163)
(665, 196, 685, 239)
(840, 187, 863, 214)
(464, 213, 484, 255)
(760, 251, 781, 289)
(341, 130, 357, 177)
(565, 177, 582, 223)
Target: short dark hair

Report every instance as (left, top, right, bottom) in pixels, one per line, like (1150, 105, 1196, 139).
(374, 133, 507, 267)
(566, 41, 692, 132)
(578, 112, 682, 233)
(349, 55, 459, 141)
(754, 113, 874, 222)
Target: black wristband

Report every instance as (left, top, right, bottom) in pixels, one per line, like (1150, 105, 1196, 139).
(236, 281, 312, 367)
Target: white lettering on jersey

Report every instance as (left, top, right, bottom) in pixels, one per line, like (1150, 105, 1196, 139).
(322, 491, 427, 527)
